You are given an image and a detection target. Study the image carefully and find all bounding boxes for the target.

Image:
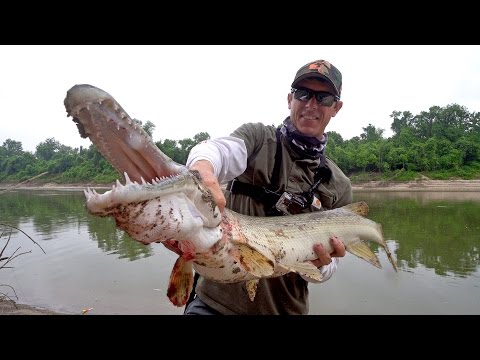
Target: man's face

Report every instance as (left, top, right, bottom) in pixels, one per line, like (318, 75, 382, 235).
(288, 78, 343, 138)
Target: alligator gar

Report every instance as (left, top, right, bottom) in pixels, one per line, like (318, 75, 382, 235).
(65, 84, 398, 307)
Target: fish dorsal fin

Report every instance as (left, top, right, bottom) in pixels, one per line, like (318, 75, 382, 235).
(167, 256, 194, 307)
(279, 261, 323, 282)
(342, 201, 370, 217)
(230, 243, 275, 278)
(346, 238, 382, 269)
(245, 279, 259, 301)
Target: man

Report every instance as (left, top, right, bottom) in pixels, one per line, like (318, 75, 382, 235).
(181, 59, 352, 314)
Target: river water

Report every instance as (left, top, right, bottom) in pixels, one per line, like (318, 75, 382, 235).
(1, 189, 479, 315)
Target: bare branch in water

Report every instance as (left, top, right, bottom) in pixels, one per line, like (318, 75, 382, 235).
(0, 284, 19, 309)
(0, 223, 46, 254)
(0, 246, 32, 269)
(0, 230, 10, 259)
(0, 224, 44, 310)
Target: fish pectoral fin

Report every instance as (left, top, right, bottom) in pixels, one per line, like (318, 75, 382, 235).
(245, 279, 259, 301)
(346, 238, 382, 269)
(230, 243, 275, 278)
(167, 256, 194, 307)
(279, 261, 323, 282)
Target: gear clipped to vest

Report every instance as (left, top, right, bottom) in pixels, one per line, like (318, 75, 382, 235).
(271, 162, 331, 215)
(228, 128, 332, 217)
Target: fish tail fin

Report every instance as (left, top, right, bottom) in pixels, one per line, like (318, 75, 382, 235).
(377, 224, 399, 272)
(230, 243, 275, 278)
(167, 256, 194, 307)
(385, 247, 399, 272)
(343, 201, 370, 217)
(346, 223, 399, 272)
(344, 203, 399, 272)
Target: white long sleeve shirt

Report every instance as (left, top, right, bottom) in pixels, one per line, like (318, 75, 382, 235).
(186, 137, 247, 184)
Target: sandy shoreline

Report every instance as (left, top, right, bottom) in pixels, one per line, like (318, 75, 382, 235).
(2, 179, 480, 192)
(352, 179, 480, 191)
(0, 299, 65, 315)
(2, 178, 480, 315)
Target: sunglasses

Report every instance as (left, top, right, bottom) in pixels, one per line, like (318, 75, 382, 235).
(291, 88, 339, 107)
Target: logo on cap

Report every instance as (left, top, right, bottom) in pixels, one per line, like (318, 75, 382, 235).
(292, 59, 342, 98)
(308, 60, 331, 74)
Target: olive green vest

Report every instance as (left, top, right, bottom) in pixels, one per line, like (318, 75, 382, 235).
(195, 122, 352, 315)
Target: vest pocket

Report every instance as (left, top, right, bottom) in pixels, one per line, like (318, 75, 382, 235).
(316, 184, 337, 209)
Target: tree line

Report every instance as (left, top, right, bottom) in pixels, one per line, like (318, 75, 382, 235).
(1, 103, 479, 184)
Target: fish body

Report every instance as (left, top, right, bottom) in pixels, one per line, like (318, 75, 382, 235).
(201, 202, 392, 282)
(65, 84, 398, 307)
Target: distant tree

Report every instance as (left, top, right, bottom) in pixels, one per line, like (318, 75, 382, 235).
(141, 120, 156, 138)
(434, 104, 470, 142)
(360, 124, 384, 142)
(156, 139, 180, 162)
(35, 138, 62, 161)
(193, 132, 210, 143)
(390, 110, 415, 137)
(1, 139, 24, 156)
(326, 131, 344, 148)
(1, 152, 36, 176)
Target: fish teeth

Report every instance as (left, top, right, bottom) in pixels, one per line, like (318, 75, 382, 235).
(124, 172, 133, 185)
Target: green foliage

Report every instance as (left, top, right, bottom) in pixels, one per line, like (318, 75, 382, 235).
(1, 139, 23, 156)
(360, 124, 384, 142)
(35, 138, 63, 161)
(388, 169, 418, 181)
(156, 132, 210, 165)
(1, 104, 480, 185)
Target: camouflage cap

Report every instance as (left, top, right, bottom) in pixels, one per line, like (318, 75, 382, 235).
(291, 60, 342, 98)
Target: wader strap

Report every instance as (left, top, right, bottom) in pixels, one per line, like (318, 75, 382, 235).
(226, 128, 283, 205)
(269, 128, 283, 190)
(184, 271, 200, 310)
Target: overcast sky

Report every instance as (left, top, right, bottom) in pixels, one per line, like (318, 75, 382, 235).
(2, 45, 479, 153)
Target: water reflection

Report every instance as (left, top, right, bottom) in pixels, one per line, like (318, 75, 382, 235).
(1, 189, 152, 261)
(353, 191, 480, 278)
(88, 216, 153, 261)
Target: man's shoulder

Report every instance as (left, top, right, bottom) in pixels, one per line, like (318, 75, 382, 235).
(236, 122, 277, 132)
(325, 156, 342, 171)
(325, 157, 351, 185)
(232, 122, 277, 143)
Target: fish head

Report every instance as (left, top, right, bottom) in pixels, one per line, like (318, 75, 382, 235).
(84, 171, 223, 253)
(64, 84, 186, 184)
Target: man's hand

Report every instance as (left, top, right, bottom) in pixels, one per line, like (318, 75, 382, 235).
(311, 235, 346, 267)
(190, 160, 226, 212)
